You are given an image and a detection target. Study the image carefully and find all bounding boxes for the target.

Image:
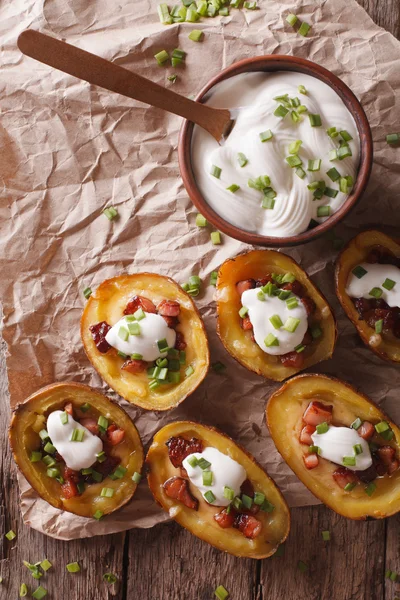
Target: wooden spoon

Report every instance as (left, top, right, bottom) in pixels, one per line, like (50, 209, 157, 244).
(17, 29, 234, 143)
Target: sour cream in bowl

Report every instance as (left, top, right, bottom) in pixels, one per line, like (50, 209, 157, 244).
(179, 56, 372, 247)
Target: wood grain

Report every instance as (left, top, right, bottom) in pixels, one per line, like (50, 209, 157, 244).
(0, 2, 399, 600)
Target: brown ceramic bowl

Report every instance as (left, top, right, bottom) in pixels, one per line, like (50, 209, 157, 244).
(178, 55, 373, 248)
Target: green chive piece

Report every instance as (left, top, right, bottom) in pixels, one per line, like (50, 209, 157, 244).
(226, 184, 240, 193)
(298, 560, 308, 573)
(298, 85, 307, 95)
(154, 50, 169, 65)
(98, 415, 108, 430)
(204, 490, 216, 504)
(241, 494, 252, 509)
(274, 105, 289, 118)
(328, 149, 338, 161)
(117, 351, 129, 359)
(210, 271, 218, 287)
(264, 333, 279, 347)
(286, 155, 303, 168)
(90, 470, 102, 483)
(286, 297, 299, 310)
(197, 457, 211, 470)
(110, 465, 127, 480)
(158, 3, 172, 24)
(298, 21, 311, 36)
(298, 105, 308, 114)
(238, 152, 248, 167)
(212, 361, 226, 373)
(60, 411, 68, 425)
(324, 187, 339, 198)
(30, 451, 42, 463)
(20, 583, 28, 597)
(326, 167, 341, 181)
(243, 1, 257, 9)
(187, 455, 199, 468)
(390, 571, 398, 582)
(167, 74, 177, 83)
(375, 421, 390, 433)
(179, 350, 187, 365)
(211, 231, 222, 245)
(188, 29, 203, 41)
(253, 492, 265, 505)
(316, 422, 329, 434)
(93, 510, 104, 521)
(344, 482, 357, 492)
(283, 316, 300, 333)
(261, 498, 275, 512)
(130, 471, 141, 485)
(340, 130, 353, 142)
(375, 319, 383, 334)
(365, 482, 377, 497)
(157, 338, 168, 353)
(223, 486, 235, 501)
(310, 324, 322, 339)
(288, 140, 302, 154)
(386, 133, 400, 145)
(295, 344, 306, 353)
(118, 326, 129, 341)
(210, 165, 221, 178)
(369, 287, 383, 299)
(185, 365, 194, 377)
(39, 429, 50, 441)
(262, 196, 275, 209)
(291, 110, 300, 123)
(321, 530, 330, 541)
(96, 451, 107, 463)
(286, 13, 298, 26)
(269, 314, 283, 329)
(354, 444, 363, 455)
(239, 306, 249, 318)
(32, 586, 47, 600)
(260, 129, 273, 142)
(42, 455, 56, 467)
(351, 417, 363, 430)
(309, 113, 322, 127)
(214, 585, 229, 600)
(5, 530, 16, 541)
(382, 278, 396, 290)
(103, 206, 118, 220)
(103, 572, 118, 584)
(337, 145, 352, 159)
(295, 167, 306, 179)
(133, 307, 145, 320)
(130, 353, 143, 361)
(327, 127, 338, 138)
(66, 562, 81, 573)
(309, 445, 320, 454)
(202, 471, 213, 486)
(196, 213, 207, 227)
(308, 159, 321, 172)
(317, 205, 331, 218)
(100, 487, 115, 498)
(83, 287, 92, 299)
(70, 428, 85, 442)
(352, 265, 367, 279)
(343, 456, 356, 467)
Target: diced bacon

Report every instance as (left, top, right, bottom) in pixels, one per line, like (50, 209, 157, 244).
(214, 508, 235, 529)
(240, 479, 254, 498)
(357, 421, 375, 441)
(355, 464, 378, 483)
(302, 401, 333, 426)
(157, 299, 180, 317)
(174, 331, 187, 350)
(376, 445, 396, 465)
(95, 455, 120, 478)
(241, 316, 253, 331)
(61, 479, 79, 499)
(236, 279, 256, 297)
(106, 424, 125, 446)
(89, 321, 112, 353)
(163, 477, 199, 510)
(281, 280, 304, 297)
(353, 297, 372, 318)
(280, 351, 304, 369)
(166, 436, 203, 468)
(301, 296, 316, 316)
(302, 330, 313, 346)
(121, 359, 147, 374)
(79, 418, 99, 435)
(255, 275, 274, 287)
(332, 467, 359, 489)
(387, 459, 400, 475)
(299, 424, 316, 446)
(366, 249, 382, 264)
(63, 467, 80, 482)
(161, 315, 179, 329)
(233, 513, 262, 539)
(303, 453, 319, 469)
(64, 402, 74, 417)
(123, 295, 156, 315)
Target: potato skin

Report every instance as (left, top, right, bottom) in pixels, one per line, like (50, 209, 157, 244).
(81, 273, 210, 410)
(216, 250, 337, 381)
(146, 421, 290, 559)
(9, 382, 144, 518)
(267, 374, 400, 520)
(335, 230, 400, 363)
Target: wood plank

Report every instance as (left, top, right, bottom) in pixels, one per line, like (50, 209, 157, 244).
(127, 522, 258, 600)
(385, 514, 400, 599)
(357, 0, 400, 38)
(0, 346, 126, 600)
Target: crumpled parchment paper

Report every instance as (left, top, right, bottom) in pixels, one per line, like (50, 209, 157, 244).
(1, 0, 400, 540)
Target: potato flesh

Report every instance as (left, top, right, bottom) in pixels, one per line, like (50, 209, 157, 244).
(267, 375, 400, 519)
(336, 230, 400, 362)
(217, 250, 336, 381)
(81, 274, 209, 410)
(146, 421, 290, 559)
(9, 384, 144, 518)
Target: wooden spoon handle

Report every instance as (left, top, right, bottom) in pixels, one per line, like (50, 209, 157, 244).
(17, 30, 230, 139)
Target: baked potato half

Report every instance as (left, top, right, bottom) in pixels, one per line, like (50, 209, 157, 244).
(267, 374, 400, 520)
(81, 273, 209, 410)
(216, 250, 337, 381)
(146, 421, 290, 559)
(335, 230, 400, 363)
(9, 382, 144, 519)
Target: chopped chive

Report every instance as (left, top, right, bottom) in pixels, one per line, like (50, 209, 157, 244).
(167, 358, 179, 371)
(286, 155, 303, 168)
(241, 494, 252, 509)
(187, 455, 199, 468)
(40, 559, 52, 572)
(375, 319, 383, 334)
(117, 351, 128, 359)
(212, 361, 226, 373)
(298, 21, 311, 36)
(278, 290, 291, 300)
(310, 324, 322, 339)
(316, 422, 329, 434)
(274, 105, 289, 118)
(337, 145, 352, 160)
(317, 206, 331, 218)
(390, 572, 398, 582)
(261, 498, 275, 513)
(214, 585, 229, 600)
(291, 110, 300, 123)
(93, 510, 104, 520)
(289, 140, 302, 154)
(30, 451, 42, 463)
(223, 486, 235, 501)
(186, 7, 199, 22)
(100, 487, 115, 498)
(5, 530, 16, 541)
(98, 415, 108, 430)
(96, 451, 107, 463)
(243, 1, 257, 8)
(291, 97, 301, 108)
(328, 149, 338, 161)
(297, 104, 308, 114)
(352, 265, 367, 279)
(118, 326, 129, 341)
(365, 482, 376, 497)
(343, 456, 356, 467)
(232, 496, 243, 510)
(254, 492, 265, 505)
(321, 530, 330, 541)
(110, 465, 127, 480)
(131, 353, 143, 361)
(158, 3, 172, 24)
(259, 129, 273, 142)
(168, 371, 181, 384)
(327, 127, 338, 138)
(369, 287, 383, 299)
(286, 13, 298, 26)
(39, 429, 50, 441)
(298, 84, 307, 95)
(211, 231, 222, 245)
(340, 130, 353, 142)
(91, 470, 102, 483)
(179, 350, 187, 365)
(196, 213, 207, 227)
(70, 428, 85, 442)
(308, 159, 321, 172)
(295, 344, 305, 353)
(167, 74, 177, 83)
(133, 307, 146, 320)
(103, 572, 118, 584)
(239, 306, 249, 318)
(324, 187, 339, 198)
(204, 490, 216, 504)
(42, 455, 56, 467)
(283, 317, 300, 333)
(382, 278, 396, 290)
(149, 379, 160, 391)
(32, 586, 47, 600)
(103, 206, 118, 220)
(309, 113, 322, 127)
(298, 560, 308, 573)
(375, 421, 390, 433)
(197, 457, 211, 470)
(238, 152, 248, 167)
(264, 333, 279, 347)
(60, 411, 68, 425)
(157, 338, 168, 352)
(47, 467, 60, 478)
(66, 562, 81, 573)
(351, 417, 363, 430)
(262, 196, 275, 209)
(185, 365, 195, 377)
(326, 167, 341, 182)
(83, 287, 92, 299)
(295, 167, 306, 179)
(386, 133, 400, 144)
(344, 482, 357, 492)
(354, 444, 363, 455)
(154, 50, 169, 65)
(20, 583, 28, 597)
(188, 29, 203, 41)
(210, 165, 221, 178)
(309, 445, 320, 454)
(226, 184, 240, 193)
(269, 314, 283, 329)
(286, 297, 298, 310)
(202, 471, 213, 486)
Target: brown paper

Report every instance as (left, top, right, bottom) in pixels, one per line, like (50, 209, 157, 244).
(1, 0, 400, 540)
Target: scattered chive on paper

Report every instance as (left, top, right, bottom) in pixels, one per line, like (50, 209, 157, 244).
(386, 133, 399, 145)
(167, 74, 177, 83)
(196, 213, 207, 227)
(211, 231, 222, 245)
(103, 206, 118, 221)
(188, 29, 204, 42)
(83, 287, 92, 299)
(154, 50, 169, 65)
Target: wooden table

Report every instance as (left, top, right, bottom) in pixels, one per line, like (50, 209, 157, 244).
(1, 2, 400, 599)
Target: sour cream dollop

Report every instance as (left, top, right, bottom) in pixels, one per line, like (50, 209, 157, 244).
(105, 313, 176, 361)
(311, 425, 372, 471)
(346, 263, 400, 308)
(191, 71, 360, 238)
(241, 287, 308, 355)
(182, 447, 246, 506)
(47, 410, 103, 471)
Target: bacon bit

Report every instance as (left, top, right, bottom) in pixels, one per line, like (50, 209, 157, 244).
(106, 424, 125, 446)
(301, 296, 316, 316)
(282, 280, 304, 297)
(79, 418, 99, 435)
(166, 436, 203, 468)
(366, 249, 382, 264)
(388, 459, 400, 475)
(214, 508, 235, 529)
(161, 315, 179, 329)
(280, 351, 304, 369)
(89, 321, 112, 353)
(123, 295, 157, 315)
(163, 477, 199, 510)
(241, 316, 253, 331)
(95, 455, 120, 478)
(355, 464, 378, 483)
(302, 401, 333, 426)
(61, 479, 79, 499)
(236, 279, 256, 296)
(357, 421, 375, 441)
(332, 466, 359, 489)
(174, 331, 187, 351)
(121, 359, 147, 374)
(376, 445, 396, 465)
(255, 275, 274, 287)
(394, 321, 400, 339)
(240, 479, 254, 498)
(233, 513, 262, 539)
(302, 330, 313, 346)
(63, 467, 80, 482)
(299, 424, 316, 446)
(64, 402, 74, 417)
(303, 453, 319, 469)
(353, 297, 372, 318)
(157, 299, 180, 317)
